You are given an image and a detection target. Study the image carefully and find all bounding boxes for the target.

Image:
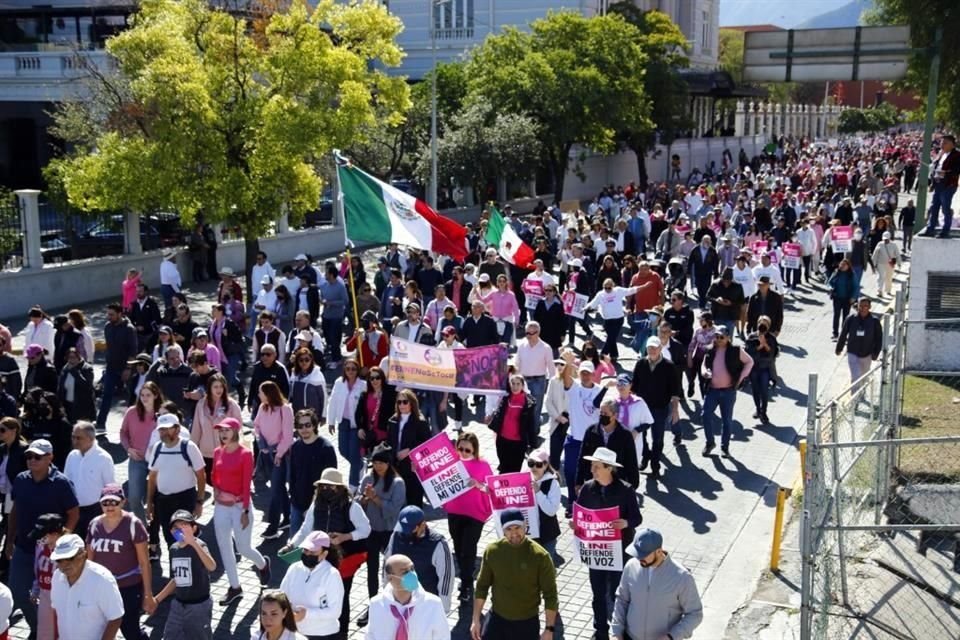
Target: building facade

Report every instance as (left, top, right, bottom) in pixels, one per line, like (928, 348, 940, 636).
(388, 0, 720, 79)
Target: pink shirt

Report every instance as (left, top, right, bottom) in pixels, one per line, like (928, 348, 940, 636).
(488, 291, 520, 323)
(212, 446, 254, 509)
(708, 345, 754, 389)
(500, 392, 526, 441)
(121, 274, 141, 311)
(443, 458, 493, 523)
(253, 404, 294, 459)
(592, 360, 616, 384)
(120, 406, 156, 456)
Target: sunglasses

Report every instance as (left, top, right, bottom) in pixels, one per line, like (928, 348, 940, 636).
(397, 399, 410, 405)
(100, 500, 121, 507)
(25, 453, 46, 461)
(369, 376, 383, 381)
(296, 422, 314, 428)
(527, 461, 546, 469)
(457, 447, 473, 454)
(0, 427, 9, 434)
(525, 332, 537, 337)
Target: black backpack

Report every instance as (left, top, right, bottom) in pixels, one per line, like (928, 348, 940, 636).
(150, 440, 192, 467)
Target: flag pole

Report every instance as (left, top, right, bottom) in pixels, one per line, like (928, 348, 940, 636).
(334, 152, 365, 369)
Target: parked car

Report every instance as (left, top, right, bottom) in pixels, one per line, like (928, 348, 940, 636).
(70, 212, 187, 259)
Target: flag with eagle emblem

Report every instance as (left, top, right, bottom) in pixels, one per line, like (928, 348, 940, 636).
(485, 204, 535, 269)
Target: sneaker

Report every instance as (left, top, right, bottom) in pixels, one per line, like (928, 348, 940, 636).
(721, 444, 730, 457)
(357, 607, 369, 627)
(219, 587, 243, 606)
(278, 521, 290, 532)
(262, 526, 283, 541)
(257, 557, 271, 587)
(702, 443, 715, 457)
(673, 434, 682, 447)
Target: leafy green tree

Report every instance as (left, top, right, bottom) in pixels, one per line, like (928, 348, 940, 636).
(609, 5, 690, 186)
(867, 0, 958, 129)
(417, 99, 541, 202)
(46, 0, 409, 284)
(465, 11, 651, 199)
(837, 103, 901, 134)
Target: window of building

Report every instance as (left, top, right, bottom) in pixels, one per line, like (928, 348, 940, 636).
(701, 10, 709, 51)
(926, 273, 960, 329)
(434, 0, 474, 37)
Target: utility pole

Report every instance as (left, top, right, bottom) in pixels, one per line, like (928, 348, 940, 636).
(429, 0, 439, 210)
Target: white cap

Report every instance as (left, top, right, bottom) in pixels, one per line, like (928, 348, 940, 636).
(50, 534, 85, 561)
(569, 258, 583, 268)
(882, 231, 891, 240)
(583, 447, 623, 468)
(156, 414, 180, 430)
(478, 273, 491, 283)
(294, 253, 308, 261)
(260, 275, 273, 284)
(645, 336, 662, 349)
(578, 361, 595, 374)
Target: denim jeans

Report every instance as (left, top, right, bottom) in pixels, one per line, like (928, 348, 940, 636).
(289, 504, 306, 537)
(160, 284, 176, 311)
(224, 353, 243, 399)
(926, 184, 957, 235)
(563, 436, 582, 505)
(549, 421, 568, 471)
(337, 421, 363, 487)
(127, 459, 149, 521)
(95, 368, 123, 429)
(589, 568, 622, 635)
(10, 546, 36, 634)
(702, 387, 737, 447)
(851, 265, 864, 300)
(526, 376, 547, 428)
(268, 453, 290, 528)
(750, 367, 772, 416)
(832, 297, 852, 336)
(321, 316, 344, 363)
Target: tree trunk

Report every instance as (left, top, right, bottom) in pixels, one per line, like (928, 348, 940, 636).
(633, 145, 649, 190)
(548, 144, 571, 202)
(244, 234, 260, 306)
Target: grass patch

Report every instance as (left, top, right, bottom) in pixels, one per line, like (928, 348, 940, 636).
(898, 375, 960, 479)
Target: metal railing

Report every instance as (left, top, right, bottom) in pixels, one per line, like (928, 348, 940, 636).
(801, 290, 960, 639)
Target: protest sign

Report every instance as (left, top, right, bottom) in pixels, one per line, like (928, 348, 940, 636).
(782, 242, 802, 269)
(573, 504, 622, 571)
(561, 290, 589, 319)
(751, 240, 770, 256)
(410, 433, 472, 508)
(486, 472, 540, 538)
(831, 225, 853, 253)
(522, 279, 545, 311)
(388, 339, 508, 395)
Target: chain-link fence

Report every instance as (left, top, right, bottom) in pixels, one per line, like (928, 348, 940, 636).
(801, 293, 960, 640)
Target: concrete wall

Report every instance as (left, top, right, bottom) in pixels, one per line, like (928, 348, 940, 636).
(905, 236, 960, 371)
(0, 197, 546, 320)
(561, 135, 766, 201)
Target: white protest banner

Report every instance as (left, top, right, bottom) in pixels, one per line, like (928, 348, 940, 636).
(782, 242, 802, 269)
(573, 504, 623, 571)
(522, 279, 545, 311)
(486, 471, 540, 538)
(831, 225, 853, 253)
(410, 433, 472, 508)
(561, 290, 589, 319)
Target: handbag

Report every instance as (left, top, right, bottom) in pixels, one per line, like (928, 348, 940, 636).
(214, 488, 239, 507)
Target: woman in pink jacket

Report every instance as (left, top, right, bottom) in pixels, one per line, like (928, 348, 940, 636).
(253, 380, 294, 540)
(191, 373, 241, 477)
(443, 431, 493, 604)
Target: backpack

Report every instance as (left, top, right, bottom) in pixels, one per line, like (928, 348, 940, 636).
(151, 440, 192, 467)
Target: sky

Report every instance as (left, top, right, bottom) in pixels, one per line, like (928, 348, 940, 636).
(719, 0, 849, 28)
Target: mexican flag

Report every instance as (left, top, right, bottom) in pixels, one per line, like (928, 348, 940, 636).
(485, 205, 535, 269)
(337, 159, 467, 260)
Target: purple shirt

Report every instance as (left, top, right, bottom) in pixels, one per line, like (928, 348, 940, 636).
(86, 513, 148, 588)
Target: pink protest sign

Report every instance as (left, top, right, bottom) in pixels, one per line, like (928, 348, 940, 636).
(562, 290, 589, 319)
(486, 472, 540, 538)
(573, 504, 623, 571)
(782, 242, 802, 269)
(831, 225, 853, 253)
(521, 279, 545, 310)
(751, 241, 770, 256)
(410, 433, 472, 507)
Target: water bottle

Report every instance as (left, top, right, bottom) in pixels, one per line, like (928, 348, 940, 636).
(173, 528, 185, 543)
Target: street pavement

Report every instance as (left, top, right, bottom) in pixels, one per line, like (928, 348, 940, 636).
(2, 241, 899, 639)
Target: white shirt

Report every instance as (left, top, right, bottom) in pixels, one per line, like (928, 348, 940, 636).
(277, 275, 301, 298)
(327, 378, 368, 428)
(278, 559, 343, 636)
(732, 264, 757, 298)
(25, 319, 55, 363)
(254, 287, 278, 312)
(251, 261, 275, 293)
(514, 339, 554, 378)
(147, 438, 205, 495)
(586, 286, 641, 320)
(566, 382, 603, 440)
(752, 264, 786, 293)
(365, 585, 450, 640)
(0, 581, 12, 633)
(50, 560, 124, 640)
(160, 259, 182, 291)
(64, 444, 116, 508)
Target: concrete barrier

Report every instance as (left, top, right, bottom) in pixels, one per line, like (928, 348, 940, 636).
(0, 196, 549, 320)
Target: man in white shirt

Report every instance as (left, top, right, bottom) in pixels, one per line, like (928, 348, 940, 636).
(49, 534, 124, 640)
(250, 251, 275, 299)
(585, 279, 651, 363)
(514, 321, 554, 426)
(560, 356, 604, 516)
(64, 421, 116, 539)
(751, 251, 786, 294)
(159, 250, 182, 311)
(367, 554, 449, 640)
(250, 275, 278, 337)
(146, 414, 207, 547)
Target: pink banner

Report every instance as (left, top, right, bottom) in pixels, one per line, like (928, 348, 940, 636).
(486, 472, 540, 538)
(782, 242, 802, 269)
(522, 279, 545, 311)
(562, 290, 589, 319)
(831, 225, 853, 253)
(410, 433, 472, 507)
(751, 240, 770, 255)
(573, 504, 623, 571)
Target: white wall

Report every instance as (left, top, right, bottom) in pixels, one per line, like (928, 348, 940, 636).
(561, 135, 765, 201)
(905, 236, 960, 371)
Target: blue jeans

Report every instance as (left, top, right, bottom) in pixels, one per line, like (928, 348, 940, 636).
(161, 284, 176, 310)
(852, 265, 864, 300)
(127, 458, 149, 521)
(289, 504, 306, 538)
(10, 545, 36, 633)
(563, 436, 582, 505)
(337, 421, 363, 487)
(926, 183, 957, 235)
(750, 367, 772, 416)
(321, 316, 344, 362)
(267, 453, 290, 528)
(702, 387, 737, 447)
(526, 376, 547, 428)
(224, 353, 243, 398)
(95, 368, 123, 430)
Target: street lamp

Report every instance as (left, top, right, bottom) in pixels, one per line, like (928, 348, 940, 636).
(429, 0, 451, 210)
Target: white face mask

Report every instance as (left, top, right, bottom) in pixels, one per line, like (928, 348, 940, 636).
(854, 232, 863, 240)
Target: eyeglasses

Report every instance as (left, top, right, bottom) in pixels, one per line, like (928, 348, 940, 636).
(457, 447, 473, 454)
(296, 422, 314, 428)
(527, 461, 545, 469)
(397, 399, 410, 405)
(100, 500, 121, 507)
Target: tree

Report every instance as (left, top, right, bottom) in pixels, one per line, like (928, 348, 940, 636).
(417, 98, 542, 202)
(868, 0, 959, 129)
(609, 5, 690, 187)
(837, 103, 901, 134)
(465, 11, 651, 200)
(45, 0, 409, 287)
(718, 28, 746, 84)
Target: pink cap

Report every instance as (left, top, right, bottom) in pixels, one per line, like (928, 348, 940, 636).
(299, 531, 331, 552)
(214, 417, 242, 431)
(527, 449, 549, 464)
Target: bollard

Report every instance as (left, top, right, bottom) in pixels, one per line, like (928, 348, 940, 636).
(770, 486, 790, 572)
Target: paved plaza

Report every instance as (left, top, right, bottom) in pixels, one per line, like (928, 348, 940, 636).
(2, 239, 904, 639)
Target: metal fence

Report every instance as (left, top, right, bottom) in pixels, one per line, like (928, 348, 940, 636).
(801, 292, 960, 639)
(0, 194, 22, 271)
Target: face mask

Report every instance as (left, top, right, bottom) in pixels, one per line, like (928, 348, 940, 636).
(400, 570, 420, 592)
(301, 553, 321, 569)
(598, 415, 612, 426)
(854, 232, 863, 240)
